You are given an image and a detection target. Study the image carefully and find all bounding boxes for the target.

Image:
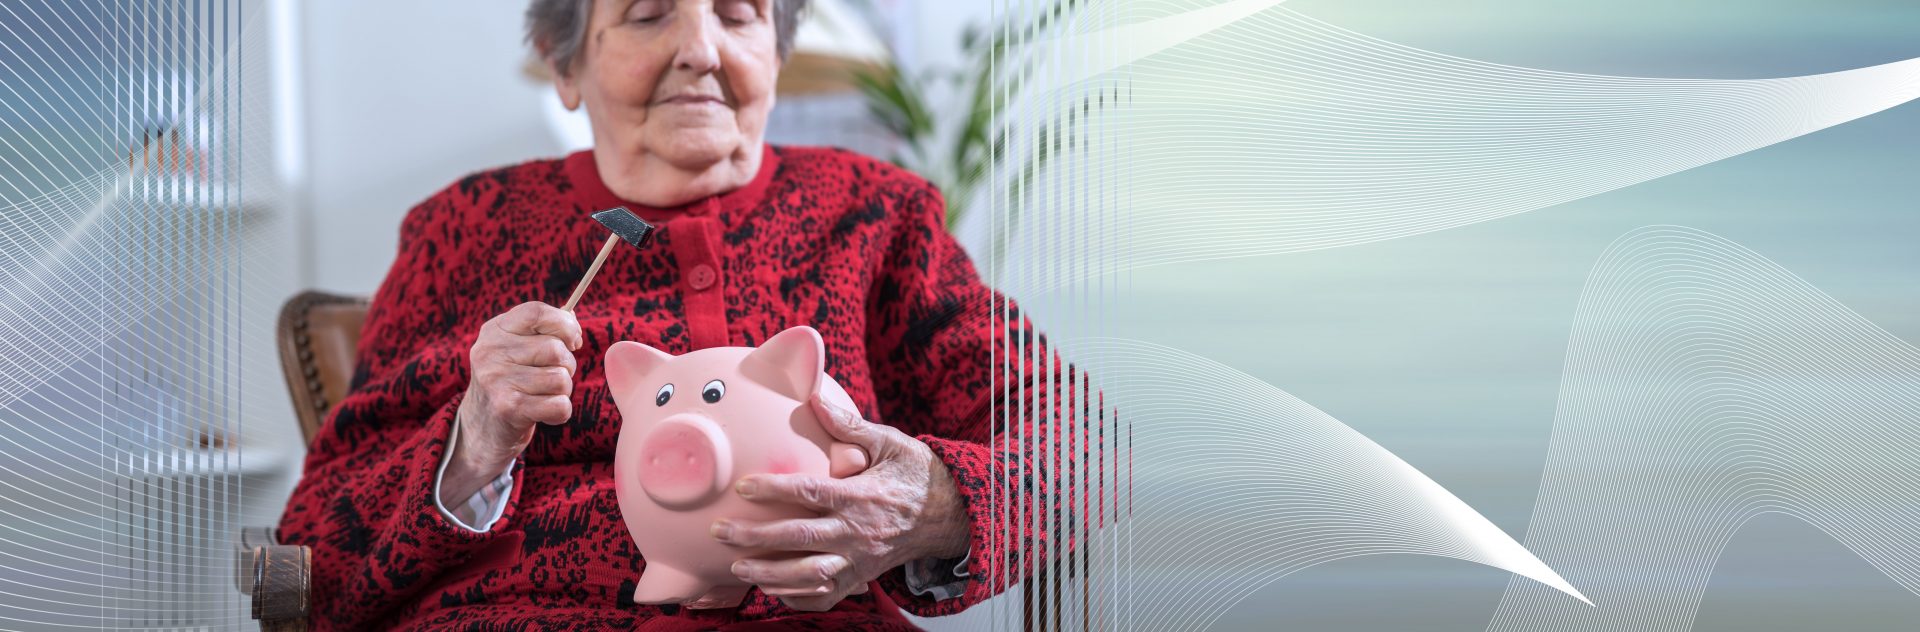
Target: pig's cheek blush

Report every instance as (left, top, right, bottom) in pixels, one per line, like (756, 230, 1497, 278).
(763, 453, 798, 475)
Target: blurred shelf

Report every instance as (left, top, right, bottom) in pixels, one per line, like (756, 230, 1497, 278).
(115, 445, 288, 479)
(117, 175, 270, 215)
(0, 444, 289, 490)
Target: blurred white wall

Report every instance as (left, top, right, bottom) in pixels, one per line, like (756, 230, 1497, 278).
(905, 1, 991, 71)
(297, 1, 562, 295)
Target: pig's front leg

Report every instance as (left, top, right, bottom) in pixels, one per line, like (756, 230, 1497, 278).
(684, 583, 751, 609)
(631, 563, 708, 606)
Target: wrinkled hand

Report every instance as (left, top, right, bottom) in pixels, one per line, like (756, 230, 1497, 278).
(441, 301, 582, 509)
(712, 394, 970, 611)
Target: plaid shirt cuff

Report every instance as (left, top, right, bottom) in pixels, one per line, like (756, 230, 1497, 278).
(433, 417, 515, 532)
(903, 549, 971, 601)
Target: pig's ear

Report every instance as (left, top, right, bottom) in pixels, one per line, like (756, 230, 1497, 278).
(742, 326, 824, 401)
(605, 341, 672, 390)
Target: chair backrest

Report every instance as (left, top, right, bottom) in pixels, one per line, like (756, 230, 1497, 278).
(276, 291, 370, 444)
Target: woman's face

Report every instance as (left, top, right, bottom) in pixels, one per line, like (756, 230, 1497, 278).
(558, 0, 779, 171)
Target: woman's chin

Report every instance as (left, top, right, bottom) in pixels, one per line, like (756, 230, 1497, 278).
(648, 132, 750, 169)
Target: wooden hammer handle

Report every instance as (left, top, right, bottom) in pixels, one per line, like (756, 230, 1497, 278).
(561, 234, 621, 313)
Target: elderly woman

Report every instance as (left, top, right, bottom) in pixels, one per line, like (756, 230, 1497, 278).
(277, 0, 1074, 629)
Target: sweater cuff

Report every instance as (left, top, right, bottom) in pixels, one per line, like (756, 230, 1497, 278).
(398, 395, 515, 551)
(903, 549, 972, 601)
(877, 434, 1000, 616)
(433, 417, 517, 532)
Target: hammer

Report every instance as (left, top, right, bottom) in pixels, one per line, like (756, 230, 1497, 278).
(561, 207, 655, 312)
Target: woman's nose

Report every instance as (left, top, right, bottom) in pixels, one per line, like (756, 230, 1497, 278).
(668, 14, 721, 73)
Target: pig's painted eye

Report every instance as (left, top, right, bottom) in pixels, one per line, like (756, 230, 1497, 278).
(702, 379, 726, 403)
(654, 383, 674, 407)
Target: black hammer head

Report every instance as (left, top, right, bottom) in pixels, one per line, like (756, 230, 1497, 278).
(593, 207, 655, 249)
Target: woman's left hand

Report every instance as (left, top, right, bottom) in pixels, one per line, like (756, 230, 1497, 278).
(712, 394, 971, 612)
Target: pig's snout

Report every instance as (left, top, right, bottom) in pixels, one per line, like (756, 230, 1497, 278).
(634, 414, 732, 510)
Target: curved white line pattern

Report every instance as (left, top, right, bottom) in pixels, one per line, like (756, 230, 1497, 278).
(1053, 337, 1588, 632)
(993, 3, 1920, 295)
(0, 28, 255, 413)
(0, 1, 259, 628)
(1486, 226, 1920, 632)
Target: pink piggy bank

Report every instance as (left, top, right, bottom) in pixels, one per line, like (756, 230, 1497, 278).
(604, 326, 869, 608)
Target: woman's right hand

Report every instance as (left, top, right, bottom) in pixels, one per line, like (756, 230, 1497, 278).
(440, 301, 583, 508)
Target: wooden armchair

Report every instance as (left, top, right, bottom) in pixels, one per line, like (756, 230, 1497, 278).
(235, 290, 368, 630)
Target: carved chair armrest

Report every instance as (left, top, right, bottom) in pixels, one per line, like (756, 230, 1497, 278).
(235, 526, 311, 631)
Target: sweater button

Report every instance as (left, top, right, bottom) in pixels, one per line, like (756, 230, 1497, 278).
(687, 264, 717, 291)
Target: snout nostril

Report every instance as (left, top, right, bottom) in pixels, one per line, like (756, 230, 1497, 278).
(631, 415, 730, 509)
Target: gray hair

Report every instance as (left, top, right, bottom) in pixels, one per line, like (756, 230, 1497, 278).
(526, 0, 811, 78)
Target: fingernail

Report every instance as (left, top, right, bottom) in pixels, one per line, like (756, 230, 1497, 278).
(814, 585, 830, 594)
(735, 478, 757, 497)
(710, 520, 732, 541)
(730, 560, 747, 577)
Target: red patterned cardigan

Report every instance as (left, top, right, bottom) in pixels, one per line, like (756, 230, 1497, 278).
(277, 145, 1080, 630)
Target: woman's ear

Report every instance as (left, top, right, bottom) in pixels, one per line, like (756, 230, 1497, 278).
(534, 37, 584, 110)
(554, 67, 583, 111)
(605, 341, 673, 391)
(741, 327, 824, 401)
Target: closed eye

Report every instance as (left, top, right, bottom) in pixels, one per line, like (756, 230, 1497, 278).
(715, 0, 759, 25)
(627, 0, 668, 24)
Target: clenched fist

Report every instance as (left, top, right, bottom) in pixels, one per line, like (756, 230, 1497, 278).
(439, 301, 583, 509)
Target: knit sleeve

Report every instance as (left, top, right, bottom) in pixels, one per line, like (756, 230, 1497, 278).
(863, 181, 1099, 617)
(275, 194, 516, 628)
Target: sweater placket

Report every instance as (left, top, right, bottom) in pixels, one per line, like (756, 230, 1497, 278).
(669, 200, 729, 350)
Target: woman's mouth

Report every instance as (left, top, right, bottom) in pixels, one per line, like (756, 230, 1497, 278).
(656, 94, 727, 107)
